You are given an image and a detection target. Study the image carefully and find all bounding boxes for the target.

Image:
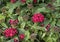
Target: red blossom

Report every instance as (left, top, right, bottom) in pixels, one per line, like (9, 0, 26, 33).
(19, 34, 25, 40)
(9, 19, 18, 25)
(33, 0, 37, 3)
(4, 27, 18, 38)
(14, 19, 19, 24)
(32, 13, 45, 23)
(9, 19, 14, 24)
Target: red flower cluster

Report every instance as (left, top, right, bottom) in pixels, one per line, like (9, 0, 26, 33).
(9, 19, 18, 25)
(32, 13, 45, 23)
(10, 0, 16, 3)
(19, 34, 25, 40)
(4, 28, 18, 38)
(10, 0, 37, 4)
(21, 0, 26, 3)
(33, 0, 37, 3)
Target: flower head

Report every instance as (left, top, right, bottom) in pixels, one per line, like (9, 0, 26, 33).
(19, 34, 25, 40)
(9, 19, 18, 25)
(32, 13, 44, 23)
(4, 27, 18, 38)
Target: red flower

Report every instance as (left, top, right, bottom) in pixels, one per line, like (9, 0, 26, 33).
(4, 27, 18, 38)
(32, 13, 44, 23)
(19, 34, 25, 40)
(46, 24, 50, 31)
(9, 19, 14, 24)
(9, 19, 18, 25)
(14, 38, 19, 42)
(33, 0, 37, 3)
(10, 0, 16, 3)
(21, 0, 26, 3)
(14, 19, 19, 24)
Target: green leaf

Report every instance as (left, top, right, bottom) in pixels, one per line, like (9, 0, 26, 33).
(53, 0, 60, 6)
(20, 22, 26, 28)
(0, 14, 5, 20)
(46, 37, 53, 42)
(8, 1, 20, 14)
(18, 16, 26, 28)
(0, 23, 8, 28)
(50, 19, 56, 28)
(18, 28, 25, 34)
(26, 0, 33, 3)
(56, 13, 60, 18)
(0, 36, 5, 42)
(56, 19, 60, 27)
(44, 18, 52, 27)
(7, 39, 14, 42)
(42, 33, 46, 38)
(25, 30, 30, 41)
(35, 7, 51, 13)
(18, 16, 23, 22)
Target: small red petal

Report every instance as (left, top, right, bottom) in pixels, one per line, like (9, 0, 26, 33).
(19, 34, 25, 40)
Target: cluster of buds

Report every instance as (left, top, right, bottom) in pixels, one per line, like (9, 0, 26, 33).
(4, 27, 18, 38)
(32, 13, 45, 23)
